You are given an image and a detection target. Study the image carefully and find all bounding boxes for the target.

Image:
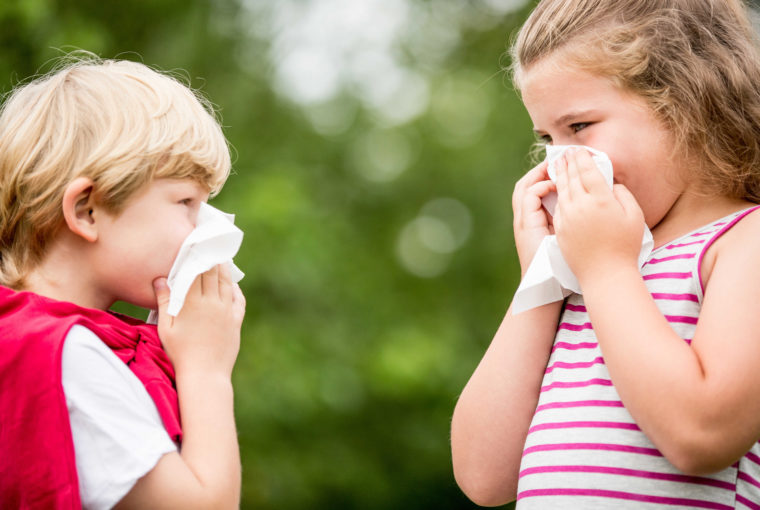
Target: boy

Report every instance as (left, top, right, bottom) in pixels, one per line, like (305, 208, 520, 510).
(0, 56, 245, 508)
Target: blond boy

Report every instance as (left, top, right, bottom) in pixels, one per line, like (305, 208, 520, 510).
(0, 57, 245, 508)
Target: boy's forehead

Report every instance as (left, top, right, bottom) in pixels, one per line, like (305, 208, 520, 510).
(149, 177, 209, 196)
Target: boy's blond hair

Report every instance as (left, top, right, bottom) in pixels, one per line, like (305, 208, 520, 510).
(0, 55, 231, 288)
(510, 0, 760, 202)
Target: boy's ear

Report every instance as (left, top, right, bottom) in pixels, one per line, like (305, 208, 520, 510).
(62, 177, 99, 242)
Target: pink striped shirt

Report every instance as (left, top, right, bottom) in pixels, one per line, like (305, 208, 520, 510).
(517, 206, 760, 509)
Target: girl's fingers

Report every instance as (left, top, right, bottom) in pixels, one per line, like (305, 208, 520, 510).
(521, 160, 550, 186)
(513, 161, 549, 205)
(613, 184, 645, 223)
(553, 198, 563, 232)
(555, 157, 571, 201)
(528, 179, 556, 197)
(514, 160, 551, 225)
(564, 150, 588, 197)
(518, 180, 556, 226)
(575, 149, 609, 195)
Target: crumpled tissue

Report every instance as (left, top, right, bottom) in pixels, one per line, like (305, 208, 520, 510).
(511, 145, 654, 314)
(148, 202, 244, 323)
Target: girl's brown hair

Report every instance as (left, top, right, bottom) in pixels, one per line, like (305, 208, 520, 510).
(511, 0, 760, 202)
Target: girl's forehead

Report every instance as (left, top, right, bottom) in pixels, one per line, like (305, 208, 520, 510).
(520, 50, 592, 86)
(520, 62, 594, 105)
(521, 56, 628, 106)
(521, 64, 652, 129)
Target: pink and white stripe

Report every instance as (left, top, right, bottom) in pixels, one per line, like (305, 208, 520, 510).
(516, 206, 760, 509)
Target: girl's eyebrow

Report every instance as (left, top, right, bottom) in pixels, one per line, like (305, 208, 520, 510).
(553, 109, 597, 128)
(532, 109, 599, 135)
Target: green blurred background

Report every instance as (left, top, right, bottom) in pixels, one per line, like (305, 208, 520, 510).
(0, 0, 544, 508)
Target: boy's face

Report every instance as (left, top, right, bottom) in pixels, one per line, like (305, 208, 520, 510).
(519, 54, 690, 229)
(92, 178, 209, 309)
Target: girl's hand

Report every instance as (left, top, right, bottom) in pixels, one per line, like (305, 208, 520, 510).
(512, 160, 556, 274)
(153, 264, 246, 377)
(553, 148, 644, 284)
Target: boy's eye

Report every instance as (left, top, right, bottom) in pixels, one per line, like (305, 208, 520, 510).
(179, 198, 194, 206)
(537, 133, 552, 144)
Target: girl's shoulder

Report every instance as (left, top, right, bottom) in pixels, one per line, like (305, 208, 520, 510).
(699, 203, 760, 291)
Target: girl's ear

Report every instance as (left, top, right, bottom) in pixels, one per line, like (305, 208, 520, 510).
(62, 177, 98, 242)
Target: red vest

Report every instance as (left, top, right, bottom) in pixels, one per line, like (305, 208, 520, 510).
(0, 285, 181, 509)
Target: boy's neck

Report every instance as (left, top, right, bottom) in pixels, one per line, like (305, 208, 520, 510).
(23, 233, 110, 311)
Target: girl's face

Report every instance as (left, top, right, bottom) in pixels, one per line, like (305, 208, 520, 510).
(519, 54, 689, 229)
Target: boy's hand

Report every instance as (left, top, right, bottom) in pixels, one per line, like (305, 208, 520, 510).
(512, 160, 557, 274)
(153, 264, 245, 376)
(553, 148, 644, 285)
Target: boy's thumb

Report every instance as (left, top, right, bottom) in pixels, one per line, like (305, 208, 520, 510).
(153, 277, 170, 311)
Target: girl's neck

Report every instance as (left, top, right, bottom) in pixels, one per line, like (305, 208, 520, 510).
(650, 191, 754, 248)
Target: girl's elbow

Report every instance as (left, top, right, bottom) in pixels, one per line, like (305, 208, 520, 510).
(453, 465, 516, 507)
(668, 452, 730, 476)
(660, 433, 739, 476)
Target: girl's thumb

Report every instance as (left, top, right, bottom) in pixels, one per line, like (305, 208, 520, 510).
(613, 184, 644, 220)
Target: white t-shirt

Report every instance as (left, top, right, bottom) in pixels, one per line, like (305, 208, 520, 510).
(61, 324, 177, 509)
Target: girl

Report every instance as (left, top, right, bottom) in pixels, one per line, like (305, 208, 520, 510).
(451, 0, 760, 508)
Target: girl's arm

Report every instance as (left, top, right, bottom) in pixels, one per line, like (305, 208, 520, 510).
(451, 162, 561, 506)
(115, 264, 245, 509)
(451, 302, 561, 506)
(555, 150, 760, 475)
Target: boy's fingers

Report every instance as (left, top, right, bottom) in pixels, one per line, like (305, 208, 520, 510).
(233, 283, 245, 308)
(152, 277, 173, 327)
(232, 283, 246, 323)
(202, 265, 219, 296)
(219, 263, 232, 300)
(153, 277, 170, 310)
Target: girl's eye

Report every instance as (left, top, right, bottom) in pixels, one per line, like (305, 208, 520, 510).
(537, 133, 552, 144)
(179, 198, 194, 206)
(571, 122, 590, 133)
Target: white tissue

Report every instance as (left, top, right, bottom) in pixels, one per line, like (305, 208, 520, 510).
(148, 202, 244, 322)
(541, 145, 613, 216)
(511, 145, 653, 314)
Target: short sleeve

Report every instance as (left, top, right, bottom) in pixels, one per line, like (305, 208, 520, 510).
(62, 325, 177, 510)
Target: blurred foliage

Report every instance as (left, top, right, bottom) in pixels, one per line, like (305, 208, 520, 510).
(0, 0, 548, 508)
